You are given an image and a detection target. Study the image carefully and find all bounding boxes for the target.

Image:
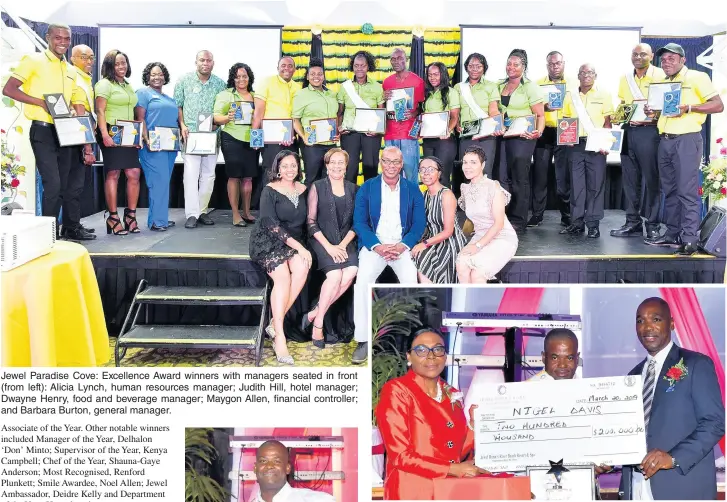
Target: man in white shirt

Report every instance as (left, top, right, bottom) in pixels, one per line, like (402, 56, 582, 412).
(351, 146, 426, 364)
(527, 328, 580, 381)
(253, 440, 336, 502)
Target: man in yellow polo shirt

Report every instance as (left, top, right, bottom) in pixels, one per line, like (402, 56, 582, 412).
(611, 43, 665, 241)
(561, 63, 614, 238)
(645, 43, 724, 255)
(251, 56, 301, 206)
(532, 50, 578, 228)
(2, 23, 95, 241)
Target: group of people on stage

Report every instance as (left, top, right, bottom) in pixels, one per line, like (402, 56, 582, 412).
(376, 297, 725, 500)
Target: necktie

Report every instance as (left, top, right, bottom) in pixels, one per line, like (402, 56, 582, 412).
(642, 359, 656, 430)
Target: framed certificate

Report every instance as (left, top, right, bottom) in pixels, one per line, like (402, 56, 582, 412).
(352, 108, 385, 134)
(557, 118, 579, 145)
(44, 93, 72, 119)
(541, 83, 566, 110)
(112, 120, 142, 147)
(630, 100, 655, 123)
(420, 111, 449, 138)
(150, 126, 180, 151)
(196, 112, 214, 132)
(385, 87, 415, 112)
(611, 104, 637, 125)
(503, 115, 536, 137)
(262, 119, 293, 145)
(647, 82, 681, 111)
(526, 465, 597, 500)
(185, 131, 217, 155)
(585, 128, 622, 153)
(474, 115, 504, 139)
(232, 101, 254, 125)
(306, 117, 337, 144)
(54, 116, 96, 147)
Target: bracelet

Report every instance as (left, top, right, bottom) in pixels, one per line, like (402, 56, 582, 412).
(424, 239, 430, 248)
(687, 105, 692, 114)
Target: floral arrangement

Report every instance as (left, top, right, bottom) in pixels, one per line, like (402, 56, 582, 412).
(442, 382, 464, 410)
(699, 137, 727, 202)
(1, 128, 26, 200)
(663, 357, 688, 392)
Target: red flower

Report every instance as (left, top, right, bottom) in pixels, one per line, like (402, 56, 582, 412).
(717, 137, 724, 144)
(0, 129, 5, 134)
(10, 178, 20, 188)
(666, 367, 683, 380)
(722, 187, 727, 196)
(698, 187, 703, 196)
(720, 147, 727, 156)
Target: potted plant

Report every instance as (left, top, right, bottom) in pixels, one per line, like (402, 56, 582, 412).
(700, 137, 727, 208)
(185, 428, 228, 502)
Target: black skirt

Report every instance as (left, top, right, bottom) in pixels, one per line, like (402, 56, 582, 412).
(221, 131, 259, 179)
(97, 127, 141, 173)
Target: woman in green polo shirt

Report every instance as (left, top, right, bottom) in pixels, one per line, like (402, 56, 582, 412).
(337, 50, 385, 183)
(214, 63, 257, 227)
(292, 59, 339, 186)
(497, 48, 545, 234)
(421, 62, 459, 188)
(95, 49, 142, 235)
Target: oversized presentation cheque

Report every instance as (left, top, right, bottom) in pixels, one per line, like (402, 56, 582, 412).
(471, 376, 647, 472)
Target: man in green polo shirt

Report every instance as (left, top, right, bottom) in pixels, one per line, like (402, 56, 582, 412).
(174, 50, 226, 229)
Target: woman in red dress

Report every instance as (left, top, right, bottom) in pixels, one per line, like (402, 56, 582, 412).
(376, 329, 487, 500)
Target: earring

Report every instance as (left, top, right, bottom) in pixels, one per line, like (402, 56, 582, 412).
(277, 172, 282, 179)
(407, 361, 411, 367)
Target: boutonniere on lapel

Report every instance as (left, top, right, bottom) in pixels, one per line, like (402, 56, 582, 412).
(663, 358, 688, 392)
(442, 383, 464, 410)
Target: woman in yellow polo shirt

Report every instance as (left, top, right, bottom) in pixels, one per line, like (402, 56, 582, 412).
(498, 48, 545, 234)
(95, 49, 142, 235)
(214, 63, 257, 227)
(421, 62, 460, 188)
(292, 59, 339, 186)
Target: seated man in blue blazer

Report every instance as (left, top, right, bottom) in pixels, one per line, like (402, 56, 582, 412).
(615, 297, 725, 500)
(351, 146, 425, 364)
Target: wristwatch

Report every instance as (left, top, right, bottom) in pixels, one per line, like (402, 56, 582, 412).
(671, 456, 678, 468)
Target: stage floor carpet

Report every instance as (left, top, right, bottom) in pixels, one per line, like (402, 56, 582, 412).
(80, 208, 724, 284)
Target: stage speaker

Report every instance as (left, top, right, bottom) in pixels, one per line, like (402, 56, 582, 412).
(697, 206, 726, 258)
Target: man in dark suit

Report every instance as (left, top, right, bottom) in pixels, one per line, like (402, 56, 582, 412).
(351, 146, 426, 364)
(617, 297, 724, 500)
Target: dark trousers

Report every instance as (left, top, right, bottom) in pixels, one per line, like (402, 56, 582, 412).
(497, 136, 537, 230)
(532, 127, 570, 219)
(621, 125, 661, 230)
(658, 132, 703, 244)
(302, 144, 335, 187)
(570, 138, 607, 228)
(423, 137, 457, 187)
(29, 122, 83, 228)
(340, 132, 381, 183)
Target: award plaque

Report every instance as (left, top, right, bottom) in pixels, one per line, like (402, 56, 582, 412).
(250, 129, 264, 148)
(151, 126, 181, 151)
(44, 93, 72, 119)
(474, 115, 504, 139)
(460, 119, 482, 138)
(352, 108, 385, 134)
(306, 117, 337, 144)
(541, 83, 566, 110)
(585, 128, 621, 153)
(556, 118, 579, 145)
(196, 112, 214, 132)
(386, 87, 415, 121)
(608, 128, 624, 153)
(420, 111, 449, 138)
(112, 120, 142, 147)
(393, 98, 408, 121)
(232, 101, 254, 125)
(662, 89, 682, 117)
(148, 130, 162, 152)
(630, 100, 655, 123)
(646, 82, 681, 111)
(185, 131, 217, 155)
(504, 115, 536, 137)
(527, 464, 596, 501)
(54, 116, 96, 147)
(261, 119, 293, 145)
(612, 104, 637, 125)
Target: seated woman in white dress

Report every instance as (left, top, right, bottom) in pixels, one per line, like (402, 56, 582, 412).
(456, 145, 518, 283)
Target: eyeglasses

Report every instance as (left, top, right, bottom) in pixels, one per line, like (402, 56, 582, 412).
(410, 345, 447, 358)
(78, 55, 95, 62)
(381, 158, 402, 166)
(418, 166, 438, 174)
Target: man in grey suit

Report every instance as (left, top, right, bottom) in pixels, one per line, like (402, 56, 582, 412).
(616, 297, 724, 500)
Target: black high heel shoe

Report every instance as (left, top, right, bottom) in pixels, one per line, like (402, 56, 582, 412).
(312, 325, 325, 349)
(301, 302, 319, 330)
(106, 211, 128, 235)
(123, 208, 141, 233)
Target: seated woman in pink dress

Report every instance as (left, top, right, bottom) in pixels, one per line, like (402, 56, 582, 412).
(456, 145, 518, 283)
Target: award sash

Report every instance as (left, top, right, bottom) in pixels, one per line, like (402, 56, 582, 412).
(570, 90, 596, 136)
(625, 65, 654, 101)
(342, 80, 370, 109)
(459, 82, 488, 120)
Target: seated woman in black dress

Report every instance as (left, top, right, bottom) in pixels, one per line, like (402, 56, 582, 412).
(249, 150, 313, 365)
(302, 148, 359, 348)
